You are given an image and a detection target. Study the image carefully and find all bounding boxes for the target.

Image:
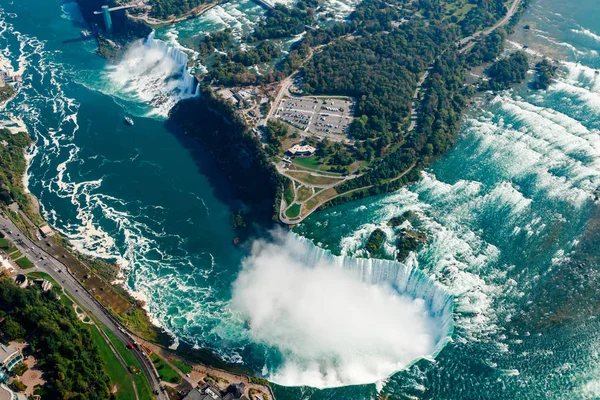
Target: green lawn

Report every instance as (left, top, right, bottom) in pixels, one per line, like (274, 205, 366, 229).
(0, 237, 11, 248)
(102, 328, 155, 400)
(292, 155, 321, 170)
(285, 203, 301, 219)
(89, 325, 136, 400)
(8, 250, 22, 260)
(150, 353, 182, 384)
(171, 359, 192, 375)
(284, 181, 295, 205)
(15, 256, 34, 269)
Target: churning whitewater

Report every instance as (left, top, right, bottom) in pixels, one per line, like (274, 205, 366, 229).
(2, 0, 600, 398)
(229, 231, 453, 388)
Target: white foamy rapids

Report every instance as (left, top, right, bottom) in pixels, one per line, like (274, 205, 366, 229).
(571, 27, 600, 44)
(472, 94, 600, 207)
(229, 230, 453, 389)
(337, 179, 504, 342)
(104, 31, 198, 118)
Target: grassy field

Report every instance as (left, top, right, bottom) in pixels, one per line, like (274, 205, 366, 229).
(284, 181, 295, 205)
(8, 250, 22, 260)
(89, 325, 137, 400)
(15, 256, 34, 269)
(292, 155, 320, 170)
(297, 186, 313, 202)
(286, 171, 343, 186)
(171, 359, 192, 375)
(102, 328, 155, 400)
(150, 353, 182, 384)
(285, 203, 301, 219)
(303, 188, 338, 216)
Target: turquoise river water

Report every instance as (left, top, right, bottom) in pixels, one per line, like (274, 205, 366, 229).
(1, 0, 600, 398)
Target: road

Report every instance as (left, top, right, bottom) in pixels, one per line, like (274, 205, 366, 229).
(459, 0, 522, 53)
(0, 214, 167, 400)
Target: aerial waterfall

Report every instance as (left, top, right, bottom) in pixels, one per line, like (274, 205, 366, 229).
(230, 231, 455, 388)
(104, 31, 199, 117)
(290, 233, 455, 356)
(144, 31, 198, 96)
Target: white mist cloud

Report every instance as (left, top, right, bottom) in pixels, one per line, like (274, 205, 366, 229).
(230, 231, 444, 388)
(103, 33, 196, 117)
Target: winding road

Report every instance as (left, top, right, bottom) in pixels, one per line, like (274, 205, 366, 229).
(0, 213, 167, 400)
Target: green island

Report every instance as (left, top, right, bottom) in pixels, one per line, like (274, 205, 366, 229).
(167, 0, 532, 226)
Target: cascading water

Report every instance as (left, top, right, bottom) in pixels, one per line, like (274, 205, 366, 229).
(228, 231, 454, 389)
(103, 31, 199, 117)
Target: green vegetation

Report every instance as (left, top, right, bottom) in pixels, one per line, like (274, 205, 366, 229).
(149, 0, 209, 19)
(483, 51, 529, 91)
(0, 277, 111, 399)
(15, 256, 34, 269)
(0, 85, 15, 103)
(263, 120, 289, 156)
(12, 362, 28, 376)
(171, 358, 193, 374)
(292, 155, 320, 170)
(388, 211, 415, 228)
(297, 186, 313, 202)
(285, 203, 301, 219)
(88, 325, 137, 400)
(284, 180, 295, 205)
(365, 229, 386, 254)
(252, 0, 317, 40)
(396, 233, 420, 261)
(0, 129, 31, 209)
(532, 58, 558, 90)
(150, 353, 182, 384)
(101, 327, 155, 400)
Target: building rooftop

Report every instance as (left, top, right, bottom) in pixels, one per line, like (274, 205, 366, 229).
(0, 344, 18, 365)
(288, 144, 316, 156)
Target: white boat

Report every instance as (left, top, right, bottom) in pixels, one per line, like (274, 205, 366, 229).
(125, 117, 134, 126)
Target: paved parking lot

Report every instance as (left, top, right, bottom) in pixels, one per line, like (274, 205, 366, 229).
(275, 96, 355, 136)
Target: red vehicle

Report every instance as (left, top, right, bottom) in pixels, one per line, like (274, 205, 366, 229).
(127, 343, 134, 350)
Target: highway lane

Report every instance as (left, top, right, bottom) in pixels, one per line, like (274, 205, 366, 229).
(0, 213, 168, 400)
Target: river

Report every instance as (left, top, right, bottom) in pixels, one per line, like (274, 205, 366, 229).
(1, 0, 599, 398)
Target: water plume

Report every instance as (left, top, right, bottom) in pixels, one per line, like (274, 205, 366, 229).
(230, 230, 453, 388)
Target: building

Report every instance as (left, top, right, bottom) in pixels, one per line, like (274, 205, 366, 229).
(13, 275, 27, 289)
(183, 383, 250, 400)
(39, 225, 54, 238)
(0, 384, 27, 400)
(287, 144, 316, 157)
(0, 344, 24, 373)
(33, 279, 53, 292)
(0, 255, 14, 275)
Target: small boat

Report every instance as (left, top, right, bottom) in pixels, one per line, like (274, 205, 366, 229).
(80, 30, 91, 38)
(125, 117, 134, 126)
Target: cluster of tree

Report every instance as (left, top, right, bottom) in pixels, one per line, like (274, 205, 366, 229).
(169, 86, 283, 221)
(532, 58, 558, 90)
(232, 41, 281, 66)
(455, 0, 508, 36)
(262, 119, 289, 155)
(483, 50, 529, 91)
(252, 0, 318, 40)
(0, 277, 112, 399)
(365, 228, 386, 254)
(302, 19, 454, 140)
(198, 30, 235, 56)
(388, 210, 415, 228)
(0, 85, 15, 103)
(0, 130, 31, 208)
(148, 0, 208, 19)
(396, 232, 419, 261)
(209, 56, 258, 86)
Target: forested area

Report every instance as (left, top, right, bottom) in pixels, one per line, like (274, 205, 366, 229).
(0, 129, 31, 209)
(532, 58, 558, 90)
(483, 50, 529, 90)
(252, 0, 318, 40)
(0, 277, 111, 399)
(149, 0, 208, 19)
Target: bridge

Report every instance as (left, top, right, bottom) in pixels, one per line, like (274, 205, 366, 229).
(94, 3, 150, 33)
